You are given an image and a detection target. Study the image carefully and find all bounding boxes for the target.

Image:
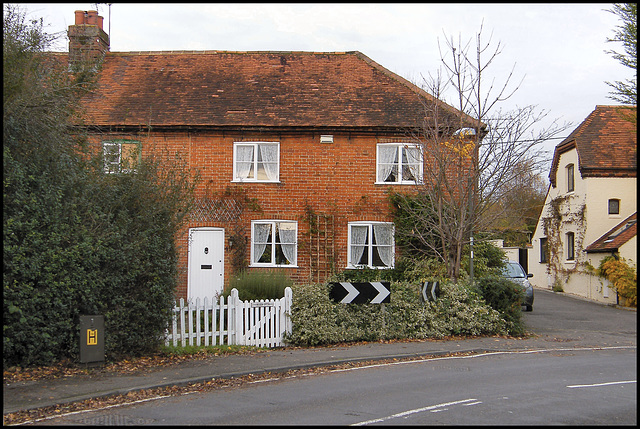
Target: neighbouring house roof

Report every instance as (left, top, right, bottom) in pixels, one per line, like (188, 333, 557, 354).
(63, 50, 480, 133)
(585, 212, 637, 253)
(549, 105, 637, 187)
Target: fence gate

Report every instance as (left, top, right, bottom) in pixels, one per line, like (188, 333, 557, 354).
(165, 287, 292, 348)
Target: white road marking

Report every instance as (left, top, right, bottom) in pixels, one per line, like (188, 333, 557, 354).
(567, 380, 636, 388)
(329, 346, 636, 374)
(351, 398, 479, 426)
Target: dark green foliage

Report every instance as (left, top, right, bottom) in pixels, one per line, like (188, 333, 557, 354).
(225, 270, 293, 301)
(4, 5, 196, 367)
(461, 240, 506, 278)
(388, 191, 441, 260)
(474, 277, 526, 336)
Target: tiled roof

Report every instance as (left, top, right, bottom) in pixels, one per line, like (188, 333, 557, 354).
(585, 212, 637, 253)
(72, 50, 476, 131)
(549, 105, 637, 186)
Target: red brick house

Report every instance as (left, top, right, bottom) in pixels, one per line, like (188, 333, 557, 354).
(68, 10, 478, 301)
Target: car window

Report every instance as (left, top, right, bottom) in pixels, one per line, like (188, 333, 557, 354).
(502, 263, 526, 278)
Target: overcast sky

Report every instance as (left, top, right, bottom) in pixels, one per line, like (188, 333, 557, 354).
(14, 3, 632, 175)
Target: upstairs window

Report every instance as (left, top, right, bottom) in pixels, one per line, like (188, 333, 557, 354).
(566, 232, 575, 261)
(376, 143, 423, 184)
(233, 142, 279, 182)
(608, 199, 620, 215)
(539, 237, 548, 263)
(348, 222, 394, 269)
(103, 140, 140, 174)
(251, 220, 297, 267)
(566, 164, 575, 193)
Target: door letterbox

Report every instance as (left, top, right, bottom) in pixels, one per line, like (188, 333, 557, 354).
(79, 315, 105, 364)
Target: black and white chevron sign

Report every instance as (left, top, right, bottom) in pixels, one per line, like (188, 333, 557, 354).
(422, 281, 440, 302)
(329, 282, 391, 304)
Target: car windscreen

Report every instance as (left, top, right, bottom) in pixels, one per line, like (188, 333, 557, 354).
(502, 263, 526, 278)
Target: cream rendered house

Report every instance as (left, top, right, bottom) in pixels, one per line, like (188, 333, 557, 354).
(529, 105, 637, 305)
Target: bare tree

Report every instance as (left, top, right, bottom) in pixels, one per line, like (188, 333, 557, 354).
(392, 24, 570, 280)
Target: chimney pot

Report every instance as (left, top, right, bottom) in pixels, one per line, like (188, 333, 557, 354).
(74, 10, 85, 25)
(68, 10, 110, 69)
(86, 10, 98, 26)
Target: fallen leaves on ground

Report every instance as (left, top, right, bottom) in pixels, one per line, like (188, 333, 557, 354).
(3, 346, 266, 385)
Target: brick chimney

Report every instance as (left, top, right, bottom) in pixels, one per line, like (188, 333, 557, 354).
(68, 10, 110, 68)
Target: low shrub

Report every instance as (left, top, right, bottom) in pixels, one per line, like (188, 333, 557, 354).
(597, 256, 637, 307)
(474, 276, 526, 336)
(284, 280, 507, 346)
(225, 270, 293, 301)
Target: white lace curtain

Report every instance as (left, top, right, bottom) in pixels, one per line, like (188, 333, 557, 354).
(253, 223, 271, 262)
(254, 222, 296, 265)
(259, 144, 279, 181)
(278, 223, 296, 265)
(377, 145, 398, 182)
(350, 225, 368, 266)
(235, 145, 254, 179)
(373, 224, 393, 267)
(236, 143, 278, 181)
(402, 146, 421, 181)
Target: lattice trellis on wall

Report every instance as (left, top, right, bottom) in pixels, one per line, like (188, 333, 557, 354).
(190, 198, 243, 222)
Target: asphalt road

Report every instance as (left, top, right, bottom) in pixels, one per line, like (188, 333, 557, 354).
(26, 289, 637, 426)
(522, 289, 636, 347)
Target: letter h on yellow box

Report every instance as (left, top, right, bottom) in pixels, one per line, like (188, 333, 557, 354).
(87, 329, 98, 345)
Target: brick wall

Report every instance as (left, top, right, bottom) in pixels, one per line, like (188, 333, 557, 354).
(90, 129, 459, 299)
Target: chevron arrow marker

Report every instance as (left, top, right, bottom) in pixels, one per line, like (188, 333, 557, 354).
(339, 282, 359, 303)
(370, 282, 391, 304)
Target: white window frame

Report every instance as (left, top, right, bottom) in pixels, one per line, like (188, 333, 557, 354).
(250, 220, 298, 267)
(103, 140, 140, 174)
(233, 142, 280, 183)
(376, 143, 423, 185)
(347, 221, 395, 269)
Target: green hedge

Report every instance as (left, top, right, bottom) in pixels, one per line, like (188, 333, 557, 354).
(3, 160, 192, 366)
(224, 270, 293, 301)
(284, 281, 508, 346)
(474, 276, 526, 336)
(4, 7, 195, 368)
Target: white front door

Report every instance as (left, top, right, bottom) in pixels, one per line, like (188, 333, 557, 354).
(188, 228, 224, 302)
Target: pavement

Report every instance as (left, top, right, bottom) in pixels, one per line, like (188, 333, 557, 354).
(3, 289, 636, 416)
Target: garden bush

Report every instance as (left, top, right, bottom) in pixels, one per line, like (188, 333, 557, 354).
(474, 276, 526, 335)
(284, 280, 507, 346)
(4, 7, 196, 366)
(597, 256, 637, 307)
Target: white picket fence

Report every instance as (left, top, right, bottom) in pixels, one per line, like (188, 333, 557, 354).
(165, 287, 292, 348)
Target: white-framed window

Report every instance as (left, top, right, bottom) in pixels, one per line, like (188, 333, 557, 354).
(376, 143, 423, 184)
(347, 222, 394, 269)
(233, 142, 280, 182)
(251, 220, 297, 267)
(103, 140, 140, 174)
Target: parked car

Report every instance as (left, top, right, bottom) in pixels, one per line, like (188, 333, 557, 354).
(501, 261, 534, 312)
